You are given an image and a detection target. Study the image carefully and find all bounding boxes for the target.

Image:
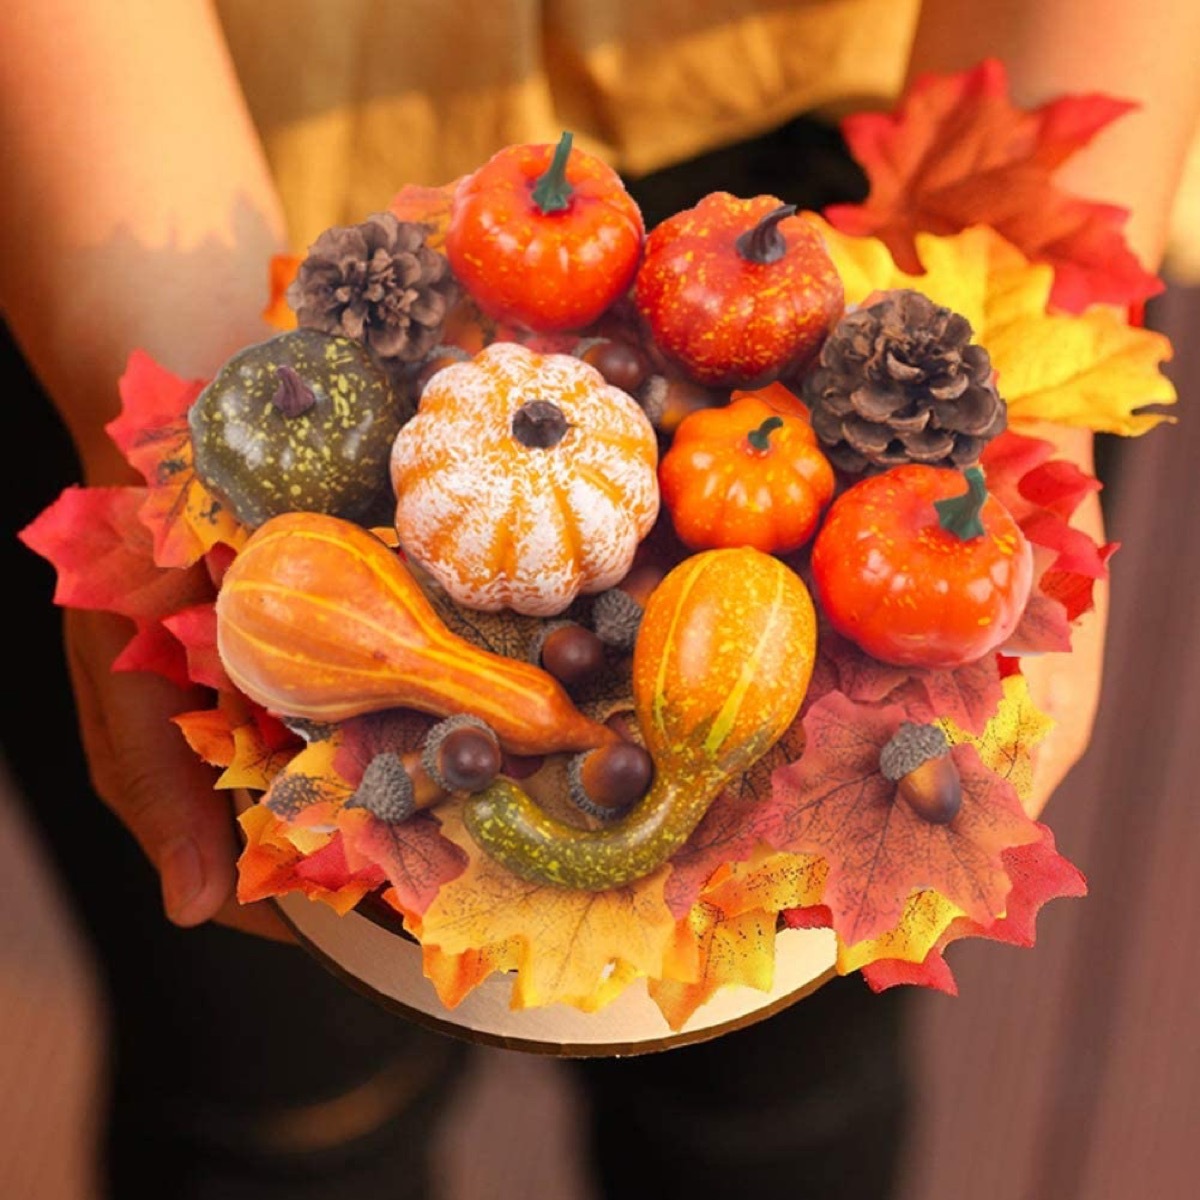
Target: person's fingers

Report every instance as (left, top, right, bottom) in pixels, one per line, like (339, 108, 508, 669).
(211, 892, 296, 943)
(64, 606, 239, 927)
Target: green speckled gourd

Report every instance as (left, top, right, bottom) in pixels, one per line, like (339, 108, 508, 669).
(464, 548, 818, 890)
(189, 330, 406, 529)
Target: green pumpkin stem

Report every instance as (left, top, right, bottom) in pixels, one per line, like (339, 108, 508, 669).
(735, 204, 797, 265)
(934, 466, 989, 540)
(747, 415, 784, 452)
(531, 131, 575, 214)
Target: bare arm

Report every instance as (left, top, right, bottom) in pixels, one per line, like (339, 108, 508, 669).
(0, 0, 287, 484)
(2, 1, 289, 935)
(909, 0, 1200, 814)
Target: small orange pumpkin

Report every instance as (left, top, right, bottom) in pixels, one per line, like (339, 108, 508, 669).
(390, 342, 659, 616)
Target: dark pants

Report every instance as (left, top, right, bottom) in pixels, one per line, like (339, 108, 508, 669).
(4, 116, 911, 1199)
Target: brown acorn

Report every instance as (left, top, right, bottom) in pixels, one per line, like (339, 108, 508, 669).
(568, 742, 655, 821)
(879, 721, 962, 825)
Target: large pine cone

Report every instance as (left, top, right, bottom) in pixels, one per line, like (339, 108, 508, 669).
(288, 212, 457, 365)
(802, 290, 1006, 474)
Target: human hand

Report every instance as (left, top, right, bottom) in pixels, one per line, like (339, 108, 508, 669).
(64, 605, 292, 942)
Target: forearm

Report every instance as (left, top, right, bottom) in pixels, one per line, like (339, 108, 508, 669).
(0, 0, 286, 485)
(908, 0, 1200, 271)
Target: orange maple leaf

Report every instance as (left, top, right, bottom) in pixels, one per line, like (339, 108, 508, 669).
(648, 904, 778, 1032)
(387, 179, 462, 251)
(813, 220, 1176, 436)
(412, 802, 677, 1011)
(825, 59, 1162, 314)
(263, 253, 301, 330)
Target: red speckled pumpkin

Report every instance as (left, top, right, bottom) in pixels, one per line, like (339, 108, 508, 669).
(811, 465, 1034, 668)
(634, 193, 843, 387)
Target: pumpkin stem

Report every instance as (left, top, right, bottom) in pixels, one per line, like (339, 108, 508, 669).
(735, 204, 797, 265)
(746, 415, 784, 452)
(934, 466, 988, 540)
(272, 365, 317, 417)
(512, 400, 570, 448)
(531, 131, 575, 214)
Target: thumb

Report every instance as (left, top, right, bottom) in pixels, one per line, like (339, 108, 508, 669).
(64, 607, 238, 926)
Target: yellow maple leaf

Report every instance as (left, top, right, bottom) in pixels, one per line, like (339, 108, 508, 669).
(939, 673, 1054, 811)
(811, 219, 1176, 436)
(648, 903, 778, 1032)
(837, 888, 964, 974)
(416, 802, 676, 1011)
(700, 848, 827, 919)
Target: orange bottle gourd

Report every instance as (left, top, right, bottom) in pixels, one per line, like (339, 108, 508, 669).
(215, 512, 616, 756)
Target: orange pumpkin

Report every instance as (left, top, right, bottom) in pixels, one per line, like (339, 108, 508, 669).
(216, 511, 616, 756)
(659, 392, 835, 553)
(390, 342, 659, 616)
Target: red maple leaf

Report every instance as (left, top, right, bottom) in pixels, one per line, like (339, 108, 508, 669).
(338, 808, 469, 918)
(982, 430, 1116, 622)
(861, 823, 1085, 993)
(818, 630, 1003, 736)
(825, 59, 1162, 313)
(765, 693, 1042, 947)
(162, 601, 233, 692)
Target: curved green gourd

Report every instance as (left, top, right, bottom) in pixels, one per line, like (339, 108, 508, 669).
(464, 548, 817, 890)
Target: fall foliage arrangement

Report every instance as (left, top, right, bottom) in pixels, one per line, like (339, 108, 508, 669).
(22, 62, 1177, 1034)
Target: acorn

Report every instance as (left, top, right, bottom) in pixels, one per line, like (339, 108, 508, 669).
(347, 716, 503, 824)
(637, 374, 728, 434)
(590, 563, 665, 651)
(534, 621, 609, 689)
(879, 722, 962, 825)
(568, 741, 655, 822)
(576, 337, 650, 394)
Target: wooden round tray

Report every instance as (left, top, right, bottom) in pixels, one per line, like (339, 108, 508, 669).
(273, 888, 837, 1057)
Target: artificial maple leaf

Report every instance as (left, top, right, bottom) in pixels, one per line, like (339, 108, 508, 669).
(766, 693, 1042, 947)
(662, 718, 808, 918)
(261, 733, 352, 818)
(700, 848, 827, 920)
(647, 903, 777, 1032)
(1002, 593, 1074, 656)
(263, 253, 301, 330)
(813, 220, 1176, 436)
(106, 352, 247, 568)
(337, 807, 468, 918)
(110, 618, 194, 688)
(387, 179, 461, 250)
(861, 823, 1085, 993)
(19, 486, 212, 620)
(818, 630, 1003, 737)
(940, 673, 1054, 811)
(236, 804, 375, 913)
(836, 888, 963, 975)
(412, 802, 676, 1011)
(174, 705, 237, 769)
(824, 59, 1162, 313)
(982, 430, 1116, 621)
(161, 601, 232, 691)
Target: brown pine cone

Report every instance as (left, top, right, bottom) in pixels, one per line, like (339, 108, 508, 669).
(801, 289, 1006, 475)
(288, 212, 457, 364)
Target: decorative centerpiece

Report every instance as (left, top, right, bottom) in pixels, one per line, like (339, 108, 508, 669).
(21, 63, 1176, 1052)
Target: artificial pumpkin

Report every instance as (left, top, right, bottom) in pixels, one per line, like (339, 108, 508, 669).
(189, 330, 403, 529)
(811, 465, 1034, 668)
(634, 193, 843, 387)
(659, 391, 835, 553)
(445, 132, 645, 332)
(390, 341, 660, 617)
(464, 548, 817, 890)
(215, 511, 616, 756)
